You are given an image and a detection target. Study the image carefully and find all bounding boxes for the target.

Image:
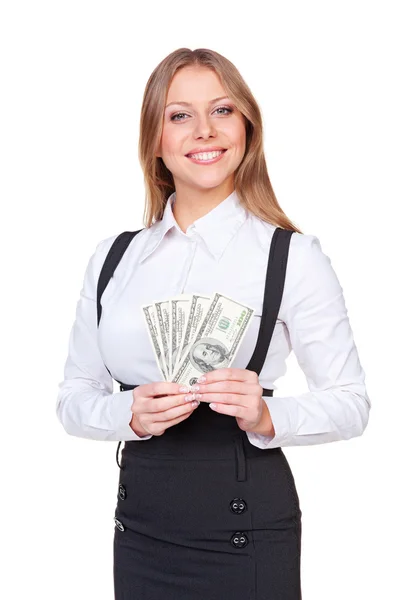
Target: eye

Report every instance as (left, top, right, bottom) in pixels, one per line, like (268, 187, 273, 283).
(214, 106, 233, 116)
(170, 112, 189, 122)
(170, 106, 233, 122)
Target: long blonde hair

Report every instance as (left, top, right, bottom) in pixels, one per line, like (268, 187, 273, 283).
(138, 48, 302, 234)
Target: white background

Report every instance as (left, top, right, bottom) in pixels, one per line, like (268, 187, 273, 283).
(1, 1, 397, 598)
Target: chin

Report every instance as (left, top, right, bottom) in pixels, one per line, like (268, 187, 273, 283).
(192, 173, 232, 187)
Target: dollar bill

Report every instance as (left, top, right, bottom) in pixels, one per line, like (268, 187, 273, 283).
(169, 294, 192, 377)
(171, 292, 255, 386)
(154, 299, 171, 380)
(141, 302, 168, 380)
(171, 294, 212, 379)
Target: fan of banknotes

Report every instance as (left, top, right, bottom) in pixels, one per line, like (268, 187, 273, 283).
(141, 292, 255, 387)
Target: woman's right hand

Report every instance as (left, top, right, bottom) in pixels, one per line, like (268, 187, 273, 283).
(129, 381, 200, 437)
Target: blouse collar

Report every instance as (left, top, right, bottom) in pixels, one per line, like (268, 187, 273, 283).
(139, 189, 248, 263)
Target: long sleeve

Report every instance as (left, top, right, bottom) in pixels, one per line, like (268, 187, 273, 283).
(246, 233, 371, 449)
(55, 237, 153, 442)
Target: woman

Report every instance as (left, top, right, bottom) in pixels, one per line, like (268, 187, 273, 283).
(56, 48, 371, 599)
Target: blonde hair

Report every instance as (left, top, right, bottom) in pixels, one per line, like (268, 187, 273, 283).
(138, 48, 302, 234)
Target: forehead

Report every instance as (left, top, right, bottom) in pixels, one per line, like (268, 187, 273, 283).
(166, 67, 226, 104)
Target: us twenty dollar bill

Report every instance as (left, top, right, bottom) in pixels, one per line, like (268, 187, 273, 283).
(171, 292, 255, 387)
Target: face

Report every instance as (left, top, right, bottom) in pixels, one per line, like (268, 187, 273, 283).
(157, 66, 246, 194)
(194, 343, 222, 365)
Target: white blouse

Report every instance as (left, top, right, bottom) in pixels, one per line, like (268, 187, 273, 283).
(56, 189, 371, 449)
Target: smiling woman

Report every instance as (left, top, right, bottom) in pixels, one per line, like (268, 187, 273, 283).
(56, 46, 370, 600)
(111, 48, 306, 599)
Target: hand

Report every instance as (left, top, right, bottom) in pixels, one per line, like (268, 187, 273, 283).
(129, 381, 200, 437)
(191, 368, 275, 436)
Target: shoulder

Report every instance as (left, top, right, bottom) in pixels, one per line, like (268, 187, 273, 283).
(94, 227, 149, 263)
(83, 228, 148, 289)
(287, 231, 334, 279)
(94, 228, 147, 256)
(288, 230, 324, 262)
(249, 216, 324, 262)
(281, 230, 343, 318)
(247, 215, 279, 251)
(254, 221, 332, 284)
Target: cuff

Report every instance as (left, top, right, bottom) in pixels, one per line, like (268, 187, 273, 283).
(246, 396, 297, 449)
(110, 389, 153, 441)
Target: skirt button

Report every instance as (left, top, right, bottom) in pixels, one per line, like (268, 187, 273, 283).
(230, 497, 247, 514)
(230, 531, 248, 548)
(114, 517, 125, 532)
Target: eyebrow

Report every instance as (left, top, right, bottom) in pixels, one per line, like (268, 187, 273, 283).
(165, 96, 229, 109)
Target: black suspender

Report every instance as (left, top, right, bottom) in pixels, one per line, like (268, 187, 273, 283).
(97, 229, 144, 328)
(245, 228, 294, 374)
(96, 229, 144, 380)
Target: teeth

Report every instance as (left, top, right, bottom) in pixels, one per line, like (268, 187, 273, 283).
(188, 150, 224, 160)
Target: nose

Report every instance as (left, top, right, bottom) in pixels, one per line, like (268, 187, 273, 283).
(193, 113, 217, 139)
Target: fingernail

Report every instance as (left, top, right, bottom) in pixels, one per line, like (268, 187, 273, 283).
(184, 393, 194, 402)
(179, 386, 190, 393)
(197, 375, 206, 383)
(192, 400, 200, 408)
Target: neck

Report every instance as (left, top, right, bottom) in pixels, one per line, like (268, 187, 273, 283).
(172, 180, 235, 233)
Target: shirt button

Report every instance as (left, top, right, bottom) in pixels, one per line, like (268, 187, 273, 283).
(230, 498, 247, 514)
(230, 531, 249, 548)
(118, 484, 126, 500)
(114, 517, 125, 532)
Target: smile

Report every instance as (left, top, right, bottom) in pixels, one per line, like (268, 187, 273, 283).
(185, 149, 227, 165)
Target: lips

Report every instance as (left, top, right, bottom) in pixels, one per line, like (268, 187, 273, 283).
(185, 148, 227, 157)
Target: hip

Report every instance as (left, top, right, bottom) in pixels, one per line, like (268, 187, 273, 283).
(113, 432, 302, 599)
(114, 431, 301, 545)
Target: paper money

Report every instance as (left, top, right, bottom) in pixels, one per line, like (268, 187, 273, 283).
(171, 294, 212, 379)
(142, 292, 254, 385)
(154, 299, 171, 379)
(171, 292, 255, 386)
(169, 294, 192, 377)
(141, 302, 169, 380)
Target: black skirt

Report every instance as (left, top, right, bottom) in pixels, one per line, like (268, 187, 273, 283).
(113, 399, 302, 600)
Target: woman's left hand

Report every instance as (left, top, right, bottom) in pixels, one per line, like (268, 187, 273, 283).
(191, 368, 275, 436)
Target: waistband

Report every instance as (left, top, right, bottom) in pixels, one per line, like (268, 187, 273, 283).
(121, 401, 281, 461)
(117, 383, 278, 464)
